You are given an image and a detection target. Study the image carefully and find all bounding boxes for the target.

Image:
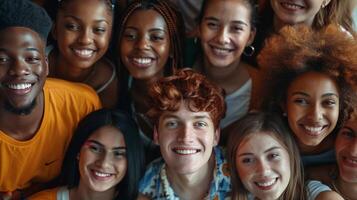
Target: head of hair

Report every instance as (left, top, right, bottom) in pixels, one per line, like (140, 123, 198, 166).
(114, 0, 185, 75)
(259, 24, 357, 136)
(198, 0, 258, 30)
(227, 111, 306, 200)
(147, 68, 226, 129)
(0, 0, 52, 41)
(60, 108, 145, 200)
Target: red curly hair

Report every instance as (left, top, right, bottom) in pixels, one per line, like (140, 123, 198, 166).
(147, 68, 226, 129)
(258, 24, 357, 134)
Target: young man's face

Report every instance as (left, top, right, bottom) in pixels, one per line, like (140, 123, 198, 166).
(0, 27, 48, 115)
(154, 102, 219, 174)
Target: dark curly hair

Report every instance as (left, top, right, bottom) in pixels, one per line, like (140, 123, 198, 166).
(147, 68, 226, 129)
(259, 24, 357, 137)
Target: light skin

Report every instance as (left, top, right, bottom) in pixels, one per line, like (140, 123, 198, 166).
(0, 27, 48, 141)
(236, 133, 290, 200)
(334, 119, 357, 199)
(71, 125, 127, 200)
(270, 0, 331, 31)
(199, 0, 255, 95)
(285, 71, 339, 154)
(153, 102, 219, 200)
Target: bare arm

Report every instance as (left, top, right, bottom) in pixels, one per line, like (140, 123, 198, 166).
(316, 191, 344, 200)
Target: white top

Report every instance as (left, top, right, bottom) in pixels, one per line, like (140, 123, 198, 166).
(56, 187, 70, 200)
(220, 79, 252, 128)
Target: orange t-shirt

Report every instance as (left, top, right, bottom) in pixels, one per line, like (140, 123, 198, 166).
(0, 78, 101, 192)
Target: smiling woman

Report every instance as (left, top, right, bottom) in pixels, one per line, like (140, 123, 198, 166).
(28, 109, 145, 200)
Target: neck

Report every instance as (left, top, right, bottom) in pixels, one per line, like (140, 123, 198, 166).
(335, 176, 357, 199)
(298, 134, 334, 155)
(0, 92, 44, 141)
(166, 154, 215, 200)
(71, 182, 116, 200)
(202, 58, 250, 95)
(50, 50, 93, 83)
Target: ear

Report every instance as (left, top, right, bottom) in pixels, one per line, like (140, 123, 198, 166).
(153, 126, 160, 145)
(247, 27, 257, 46)
(213, 128, 220, 146)
(321, 0, 331, 8)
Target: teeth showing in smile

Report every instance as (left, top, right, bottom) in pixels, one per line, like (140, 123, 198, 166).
(304, 126, 323, 133)
(256, 178, 277, 187)
(94, 171, 112, 177)
(133, 58, 152, 65)
(73, 49, 94, 57)
(7, 83, 32, 90)
(345, 157, 357, 165)
(212, 47, 232, 55)
(173, 149, 199, 155)
(281, 2, 303, 10)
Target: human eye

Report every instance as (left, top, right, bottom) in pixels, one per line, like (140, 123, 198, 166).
(194, 121, 208, 129)
(231, 25, 244, 33)
(94, 27, 107, 34)
(293, 97, 308, 105)
(88, 144, 102, 154)
(241, 156, 254, 164)
(164, 120, 178, 129)
(268, 152, 281, 161)
(25, 54, 41, 64)
(65, 23, 80, 31)
(340, 128, 355, 139)
(150, 32, 166, 42)
(113, 149, 126, 158)
(207, 21, 219, 29)
(0, 55, 10, 64)
(322, 98, 337, 108)
(123, 31, 137, 41)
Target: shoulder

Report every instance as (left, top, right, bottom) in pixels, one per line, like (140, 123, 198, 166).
(139, 158, 165, 195)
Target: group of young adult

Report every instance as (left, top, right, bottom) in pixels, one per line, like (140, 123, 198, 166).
(0, 0, 356, 199)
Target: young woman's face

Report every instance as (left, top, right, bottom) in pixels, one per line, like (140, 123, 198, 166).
(199, 0, 255, 68)
(336, 119, 357, 183)
(285, 72, 339, 149)
(120, 9, 170, 80)
(236, 133, 291, 200)
(270, 0, 330, 27)
(78, 125, 127, 192)
(54, 0, 112, 69)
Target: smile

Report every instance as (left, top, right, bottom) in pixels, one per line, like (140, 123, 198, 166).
(255, 178, 278, 190)
(6, 83, 32, 90)
(72, 48, 95, 58)
(91, 169, 115, 180)
(342, 156, 357, 168)
(280, 2, 304, 10)
(172, 148, 201, 155)
(131, 57, 154, 68)
(301, 125, 326, 136)
(210, 46, 234, 56)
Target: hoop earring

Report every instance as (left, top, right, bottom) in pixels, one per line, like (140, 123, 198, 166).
(243, 45, 255, 57)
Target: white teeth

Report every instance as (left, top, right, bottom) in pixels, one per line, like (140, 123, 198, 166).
(7, 83, 32, 90)
(281, 2, 303, 9)
(174, 149, 198, 155)
(304, 126, 323, 132)
(256, 179, 276, 187)
(74, 49, 94, 57)
(212, 47, 231, 55)
(346, 158, 357, 164)
(133, 58, 152, 64)
(94, 171, 111, 177)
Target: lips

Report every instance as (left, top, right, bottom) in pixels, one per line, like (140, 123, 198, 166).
(210, 45, 234, 57)
(130, 57, 154, 68)
(172, 147, 201, 155)
(3, 82, 34, 95)
(254, 178, 278, 190)
(91, 169, 115, 181)
(72, 48, 96, 59)
(299, 124, 327, 136)
(342, 156, 357, 168)
(280, 2, 304, 11)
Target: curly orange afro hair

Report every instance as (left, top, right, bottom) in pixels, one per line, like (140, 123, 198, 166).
(258, 24, 357, 134)
(147, 68, 226, 129)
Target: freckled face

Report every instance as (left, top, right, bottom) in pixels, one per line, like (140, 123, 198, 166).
(120, 9, 170, 80)
(236, 133, 291, 200)
(285, 72, 339, 149)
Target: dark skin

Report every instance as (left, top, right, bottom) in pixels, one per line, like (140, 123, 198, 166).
(0, 27, 48, 200)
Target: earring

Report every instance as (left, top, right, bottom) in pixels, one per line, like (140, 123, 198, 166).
(243, 45, 255, 57)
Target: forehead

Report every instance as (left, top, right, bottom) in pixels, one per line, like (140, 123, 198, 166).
(203, 0, 252, 21)
(88, 125, 126, 147)
(288, 72, 339, 95)
(58, 0, 112, 20)
(159, 103, 212, 122)
(238, 132, 284, 153)
(0, 27, 45, 51)
(125, 9, 167, 30)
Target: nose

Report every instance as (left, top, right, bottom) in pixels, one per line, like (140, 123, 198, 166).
(77, 28, 93, 45)
(177, 124, 194, 143)
(135, 35, 150, 50)
(216, 27, 230, 45)
(95, 152, 112, 168)
(350, 138, 357, 156)
(308, 103, 324, 121)
(9, 58, 30, 76)
(256, 159, 271, 175)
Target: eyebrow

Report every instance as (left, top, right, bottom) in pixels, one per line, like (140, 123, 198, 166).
(204, 16, 248, 26)
(0, 47, 40, 53)
(64, 15, 110, 24)
(86, 139, 126, 150)
(124, 26, 167, 33)
(238, 146, 282, 157)
(292, 91, 339, 98)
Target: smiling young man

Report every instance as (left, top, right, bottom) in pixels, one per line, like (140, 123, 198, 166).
(138, 69, 231, 200)
(0, 0, 101, 198)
